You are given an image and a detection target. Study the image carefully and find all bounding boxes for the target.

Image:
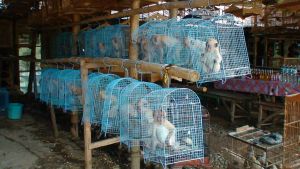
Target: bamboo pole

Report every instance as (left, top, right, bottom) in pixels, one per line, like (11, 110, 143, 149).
(80, 60, 92, 169)
(43, 0, 241, 29)
(129, 1, 141, 168)
(129, 0, 140, 79)
(42, 57, 200, 82)
(169, 0, 178, 19)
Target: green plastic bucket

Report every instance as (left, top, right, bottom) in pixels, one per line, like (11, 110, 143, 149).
(8, 103, 23, 120)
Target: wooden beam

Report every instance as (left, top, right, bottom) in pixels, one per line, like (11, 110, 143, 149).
(43, 0, 241, 29)
(43, 57, 201, 82)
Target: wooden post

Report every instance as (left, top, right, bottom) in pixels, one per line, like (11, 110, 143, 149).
(72, 14, 80, 56)
(81, 60, 92, 169)
(70, 111, 79, 138)
(129, 0, 140, 79)
(169, 0, 178, 19)
(27, 33, 37, 94)
(50, 105, 59, 137)
(129, 1, 141, 169)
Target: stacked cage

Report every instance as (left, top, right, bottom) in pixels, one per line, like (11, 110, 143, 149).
(101, 78, 138, 135)
(120, 81, 162, 149)
(50, 32, 73, 58)
(133, 14, 251, 84)
(83, 74, 120, 124)
(141, 88, 204, 168)
(77, 25, 129, 58)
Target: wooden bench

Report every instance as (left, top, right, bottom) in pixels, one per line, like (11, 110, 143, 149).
(199, 89, 255, 123)
(257, 101, 284, 128)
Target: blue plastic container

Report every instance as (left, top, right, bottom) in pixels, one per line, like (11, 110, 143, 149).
(0, 88, 9, 116)
(8, 103, 23, 120)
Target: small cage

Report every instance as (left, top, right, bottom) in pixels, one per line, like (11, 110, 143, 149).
(101, 78, 138, 135)
(133, 14, 251, 84)
(77, 25, 129, 58)
(83, 73, 120, 124)
(49, 70, 67, 106)
(226, 128, 283, 169)
(39, 68, 59, 103)
(119, 81, 162, 149)
(141, 88, 204, 168)
(50, 32, 73, 58)
(284, 94, 300, 168)
(63, 70, 82, 112)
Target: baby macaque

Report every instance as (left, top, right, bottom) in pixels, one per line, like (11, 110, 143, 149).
(201, 38, 222, 73)
(151, 35, 180, 63)
(151, 110, 177, 151)
(138, 37, 150, 62)
(112, 37, 122, 58)
(98, 42, 106, 56)
(69, 84, 82, 95)
(137, 98, 153, 123)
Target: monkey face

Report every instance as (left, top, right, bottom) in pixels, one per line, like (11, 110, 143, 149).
(205, 38, 218, 52)
(98, 42, 105, 50)
(151, 35, 161, 46)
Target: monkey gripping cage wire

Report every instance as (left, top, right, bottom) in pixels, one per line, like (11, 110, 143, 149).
(119, 81, 162, 149)
(101, 78, 138, 135)
(77, 24, 130, 58)
(133, 14, 251, 84)
(83, 73, 120, 124)
(39, 68, 59, 103)
(49, 32, 73, 58)
(141, 88, 204, 169)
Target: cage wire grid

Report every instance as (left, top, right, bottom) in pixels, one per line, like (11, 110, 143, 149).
(140, 88, 204, 168)
(83, 74, 120, 124)
(63, 70, 82, 112)
(119, 81, 162, 149)
(77, 24, 129, 58)
(39, 68, 59, 103)
(133, 13, 251, 85)
(101, 78, 138, 135)
(57, 69, 75, 109)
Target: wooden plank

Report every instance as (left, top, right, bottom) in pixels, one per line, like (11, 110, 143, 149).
(89, 137, 120, 150)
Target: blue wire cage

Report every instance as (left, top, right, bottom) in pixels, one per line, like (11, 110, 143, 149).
(83, 73, 120, 124)
(101, 78, 138, 135)
(77, 24, 130, 58)
(141, 88, 204, 169)
(39, 68, 59, 103)
(133, 14, 251, 84)
(119, 81, 162, 149)
(63, 70, 82, 112)
(57, 69, 75, 109)
(49, 70, 70, 106)
(50, 32, 74, 58)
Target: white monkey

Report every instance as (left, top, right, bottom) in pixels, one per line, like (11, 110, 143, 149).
(201, 38, 222, 73)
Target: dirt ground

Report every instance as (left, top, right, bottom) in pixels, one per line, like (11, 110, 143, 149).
(0, 98, 283, 169)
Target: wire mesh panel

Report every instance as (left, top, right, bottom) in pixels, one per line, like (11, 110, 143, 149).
(63, 70, 82, 112)
(101, 78, 138, 135)
(49, 32, 73, 58)
(77, 25, 129, 58)
(141, 88, 204, 168)
(39, 68, 59, 103)
(49, 70, 67, 106)
(119, 81, 162, 149)
(83, 74, 120, 124)
(133, 14, 251, 84)
(57, 69, 75, 109)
